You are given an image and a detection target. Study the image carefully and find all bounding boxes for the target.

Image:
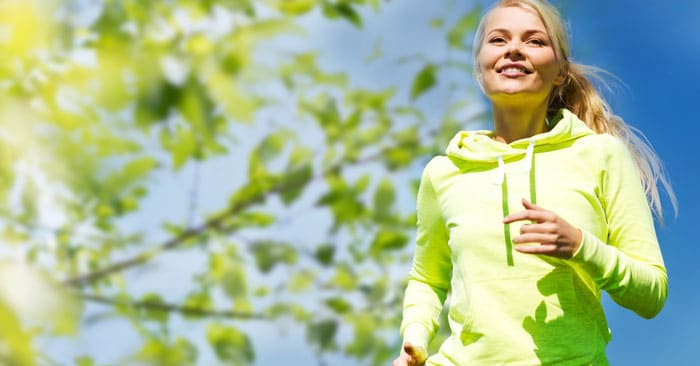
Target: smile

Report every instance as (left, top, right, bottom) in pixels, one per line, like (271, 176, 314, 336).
(497, 63, 532, 76)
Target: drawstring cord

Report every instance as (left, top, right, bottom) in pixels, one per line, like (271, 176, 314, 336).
(524, 138, 537, 204)
(495, 155, 505, 185)
(500, 139, 537, 266)
(521, 138, 535, 173)
(499, 155, 513, 266)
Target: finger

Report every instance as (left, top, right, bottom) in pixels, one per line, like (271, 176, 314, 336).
(514, 244, 559, 254)
(521, 198, 547, 212)
(513, 233, 558, 244)
(394, 355, 410, 366)
(519, 222, 557, 235)
(392, 355, 409, 366)
(503, 209, 552, 224)
(521, 198, 535, 210)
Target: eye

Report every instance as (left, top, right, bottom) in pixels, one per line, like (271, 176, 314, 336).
(527, 38, 546, 46)
(488, 37, 506, 44)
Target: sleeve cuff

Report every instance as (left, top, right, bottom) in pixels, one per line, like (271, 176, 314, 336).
(570, 228, 585, 259)
(402, 323, 430, 349)
(569, 229, 606, 264)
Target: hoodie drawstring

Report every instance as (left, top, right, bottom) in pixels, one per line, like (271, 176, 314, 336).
(524, 138, 537, 205)
(500, 139, 537, 267)
(521, 139, 535, 174)
(500, 157, 514, 266)
(495, 155, 505, 185)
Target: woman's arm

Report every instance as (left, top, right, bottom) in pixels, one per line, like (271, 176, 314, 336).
(507, 136, 668, 318)
(400, 159, 453, 351)
(568, 136, 667, 318)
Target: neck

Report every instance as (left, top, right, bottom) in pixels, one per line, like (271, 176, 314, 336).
(491, 103, 548, 144)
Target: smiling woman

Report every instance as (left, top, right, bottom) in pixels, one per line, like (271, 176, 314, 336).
(393, 0, 675, 365)
(477, 6, 564, 110)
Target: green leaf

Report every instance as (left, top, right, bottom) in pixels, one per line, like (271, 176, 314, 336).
(354, 173, 371, 193)
(0, 299, 35, 366)
(265, 302, 310, 322)
(275, 0, 316, 15)
(385, 126, 421, 170)
(136, 336, 197, 366)
(172, 337, 198, 365)
(279, 164, 312, 205)
(410, 64, 437, 100)
(447, 6, 481, 49)
(139, 293, 168, 323)
(324, 297, 352, 314)
(249, 241, 298, 273)
(373, 177, 395, 221)
(345, 313, 379, 357)
(206, 324, 254, 364)
(330, 264, 357, 290)
(75, 355, 94, 366)
(225, 211, 276, 230)
(300, 94, 342, 142)
(307, 319, 338, 351)
(136, 80, 182, 125)
(287, 269, 315, 292)
(206, 76, 258, 124)
(430, 17, 444, 28)
(322, 2, 362, 27)
(248, 131, 290, 178)
(370, 229, 409, 253)
(210, 253, 247, 299)
(182, 291, 212, 320)
(314, 244, 335, 266)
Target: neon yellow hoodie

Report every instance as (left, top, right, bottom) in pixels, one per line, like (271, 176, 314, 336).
(400, 109, 667, 365)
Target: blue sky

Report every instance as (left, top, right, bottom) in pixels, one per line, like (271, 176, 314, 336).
(561, 1, 700, 364)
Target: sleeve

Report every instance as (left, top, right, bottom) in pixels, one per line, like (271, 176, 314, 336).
(400, 159, 453, 349)
(569, 136, 668, 319)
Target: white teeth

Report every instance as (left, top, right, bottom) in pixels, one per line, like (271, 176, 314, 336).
(502, 67, 525, 73)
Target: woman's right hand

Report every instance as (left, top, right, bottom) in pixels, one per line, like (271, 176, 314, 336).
(391, 342, 428, 366)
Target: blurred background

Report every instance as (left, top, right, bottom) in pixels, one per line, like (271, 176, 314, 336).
(0, 0, 697, 365)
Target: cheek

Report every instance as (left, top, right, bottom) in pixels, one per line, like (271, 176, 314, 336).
(477, 47, 498, 69)
(533, 52, 560, 78)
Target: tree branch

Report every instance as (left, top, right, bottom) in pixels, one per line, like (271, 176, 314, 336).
(62, 164, 320, 287)
(81, 293, 266, 319)
(63, 145, 404, 287)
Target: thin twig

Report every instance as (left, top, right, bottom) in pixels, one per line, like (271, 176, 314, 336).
(81, 292, 265, 319)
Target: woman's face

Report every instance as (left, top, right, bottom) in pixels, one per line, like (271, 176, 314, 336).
(477, 6, 563, 105)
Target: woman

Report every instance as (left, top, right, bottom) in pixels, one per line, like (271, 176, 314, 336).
(393, 0, 675, 365)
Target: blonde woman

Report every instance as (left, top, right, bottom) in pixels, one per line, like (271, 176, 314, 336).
(393, 0, 675, 365)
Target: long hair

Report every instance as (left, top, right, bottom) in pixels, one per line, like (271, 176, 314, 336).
(472, 0, 677, 220)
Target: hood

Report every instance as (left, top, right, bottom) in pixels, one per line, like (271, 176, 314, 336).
(446, 109, 594, 164)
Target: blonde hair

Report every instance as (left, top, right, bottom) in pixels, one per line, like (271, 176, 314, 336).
(472, 0, 677, 220)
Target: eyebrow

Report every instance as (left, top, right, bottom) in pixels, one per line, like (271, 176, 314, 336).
(487, 28, 549, 37)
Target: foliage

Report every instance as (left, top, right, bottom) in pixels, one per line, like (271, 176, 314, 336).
(0, 0, 483, 364)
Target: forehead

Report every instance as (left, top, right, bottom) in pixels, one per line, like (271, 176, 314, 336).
(485, 6, 548, 33)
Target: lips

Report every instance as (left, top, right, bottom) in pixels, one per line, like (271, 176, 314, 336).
(497, 63, 532, 75)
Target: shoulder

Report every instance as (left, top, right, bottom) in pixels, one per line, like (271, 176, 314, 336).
(573, 133, 631, 163)
(422, 155, 459, 180)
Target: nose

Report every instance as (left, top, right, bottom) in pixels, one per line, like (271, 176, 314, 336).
(505, 41, 524, 59)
